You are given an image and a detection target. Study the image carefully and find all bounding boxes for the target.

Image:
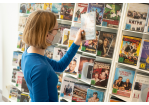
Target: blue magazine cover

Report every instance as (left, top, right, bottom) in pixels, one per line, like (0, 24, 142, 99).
(52, 3, 62, 18)
(45, 45, 55, 59)
(86, 88, 104, 102)
(112, 67, 135, 97)
(87, 3, 104, 25)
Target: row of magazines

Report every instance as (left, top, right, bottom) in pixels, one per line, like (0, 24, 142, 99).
(19, 3, 149, 33)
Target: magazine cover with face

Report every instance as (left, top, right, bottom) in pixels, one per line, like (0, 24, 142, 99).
(72, 83, 90, 102)
(60, 3, 75, 21)
(118, 35, 142, 66)
(102, 3, 122, 28)
(52, 3, 62, 18)
(53, 47, 67, 61)
(20, 3, 27, 13)
(91, 61, 111, 88)
(86, 88, 104, 102)
(74, 3, 88, 23)
(55, 72, 63, 91)
(45, 45, 55, 59)
(12, 68, 19, 83)
(35, 3, 44, 11)
(26, 3, 35, 14)
(125, 3, 148, 32)
(21, 77, 29, 93)
(43, 3, 52, 12)
(78, 56, 95, 79)
(112, 67, 135, 98)
(62, 29, 70, 45)
(64, 54, 80, 77)
(20, 93, 30, 102)
(87, 3, 104, 26)
(18, 16, 27, 32)
(12, 51, 23, 66)
(81, 30, 100, 54)
(97, 31, 116, 58)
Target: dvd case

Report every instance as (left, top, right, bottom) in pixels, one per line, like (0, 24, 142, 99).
(26, 3, 35, 14)
(62, 29, 70, 45)
(52, 3, 62, 18)
(53, 47, 67, 61)
(43, 3, 52, 11)
(20, 3, 27, 13)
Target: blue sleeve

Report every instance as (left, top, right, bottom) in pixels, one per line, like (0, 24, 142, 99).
(46, 42, 80, 72)
(30, 64, 49, 102)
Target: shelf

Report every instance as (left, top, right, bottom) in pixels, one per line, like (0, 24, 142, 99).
(96, 56, 112, 63)
(82, 52, 96, 58)
(8, 98, 17, 102)
(116, 62, 138, 70)
(91, 85, 107, 90)
(14, 48, 24, 53)
(136, 69, 149, 74)
(57, 44, 68, 48)
(57, 19, 72, 25)
(110, 93, 131, 102)
(59, 97, 72, 102)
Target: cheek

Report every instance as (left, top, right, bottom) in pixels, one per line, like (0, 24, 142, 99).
(48, 35, 54, 41)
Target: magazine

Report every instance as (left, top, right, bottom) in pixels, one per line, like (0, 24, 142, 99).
(139, 40, 149, 70)
(97, 31, 116, 58)
(18, 16, 27, 32)
(17, 54, 22, 70)
(55, 72, 63, 91)
(53, 47, 67, 61)
(72, 83, 90, 102)
(118, 36, 142, 66)
(45, 45, 55, 59)
(60, 3, 75, 21)
(112, 67, 135, 98)
(20, 93, 30, 102)
(21, 77, 29, 93)
(74, 3, 88, 23)
(12, 51, 23, 66)
(26, 3, 35, 14)
(17, 90, 22, 102)
(87, 3, 104, 26)
(78, 56, 95, 79)
(91, 61, 111, 88)
(12, 68, 19, 83)
(43, 3, 52, 12)
(17, 33, 25, 51)
(52, 3, 62, 18)
(16, 71, 24, 88)
(35, 3, 44, 11)
(125, 3, 148, 32)
(20, 3, 27, 13)
(86, 88, 104, 102)
(9, 86, 18, 99)
(81, 12, 96, 40)
(102, 3, 122, 28)
(62, 29, 70, 45)
(81, 30, 100, 54)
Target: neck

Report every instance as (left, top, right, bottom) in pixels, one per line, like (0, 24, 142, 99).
(27, 46, 45, 56)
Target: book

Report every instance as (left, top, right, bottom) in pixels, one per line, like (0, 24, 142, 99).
(81, 12, 96, 40)
(18, 16, 27, 32)
(43, 3, 52, 12)
(139, 40, 149, 70)
(45, 45, 55, 59)
(53, 47, 67, 61)
(91, 61, 111, 88)
(12, 68, 19, 83)
(9, 86, 18, 99)
(72, 83, 90, 102)
(16, 71, 24, 88)
(64, 54, 80, 77)
(112, 67, 135, 98)
(20, 3, 27, 13)
(12, 51, 22, 66)
(74, 3, 88, 23)
(17, 90, 22, 102)
(21, 77, 29, 93)
(132, 74, 149, 102)
(97, 31, 116, 58)
(17, 33, 25, 51)
(81, 30, 100, 54)
(52, 3, 62, 18)
(62, 29, 70, 45)
(102, 3, 122, 28)
(35, 3, 44, 11)
(125, 3, 149, 32)
(86, 88, 104, 102)
(60, 3, 75, 21)
(78, 56, 95, 79)
(20, 93, 29, 102)
(56, 72, 63, 91)
(118, 36, 142, 66)
(87, 3, 104, 25)
(26, 3, 35, 14)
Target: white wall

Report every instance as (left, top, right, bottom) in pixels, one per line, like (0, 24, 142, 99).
(0, 3, 19, 98)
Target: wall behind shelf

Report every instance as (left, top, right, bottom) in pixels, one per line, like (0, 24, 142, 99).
(0, 3, 19, 98)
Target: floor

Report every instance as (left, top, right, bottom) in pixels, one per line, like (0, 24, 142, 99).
(0, 93, 5, 102)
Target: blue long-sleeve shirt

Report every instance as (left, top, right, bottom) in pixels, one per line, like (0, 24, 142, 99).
(21, 42, 80, 102)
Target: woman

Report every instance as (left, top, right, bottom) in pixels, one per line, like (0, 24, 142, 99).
(21, 10, 83, 102)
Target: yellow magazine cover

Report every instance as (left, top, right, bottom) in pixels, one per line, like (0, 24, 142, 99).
(62, 29, 70, 45)
(43, 3, 52, 12)
(118, 35, 142, 66)
(68, 40, 82, 50)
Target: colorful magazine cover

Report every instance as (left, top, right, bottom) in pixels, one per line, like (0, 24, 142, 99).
(74, 3, 88, 23)
(112, 68, 135, 98)
(17, 33, 25, 51)
(12, 51, 22, 66)
(86, 88, 104, 102)
(16, 71, 24, 88)
(43, 3, 52, 12)
(9, 86, 18, 99)
(78, 56, 95, 79)
(81, 12, 96, 40)
(17, 90, 22, 102)
(102, 3, 122, 28)
(35, 3, 44, 11)
(125, 3, 148, 32)
(139, 40, 149, 70)
(87, 3, 104, 25)
(45, 45, 55, 59)
(53, 47, 67, 61)
(72, 83, 90, 102)
(55, 72, 63, 91)
(64, 54, 80, 77)
(20, 3, 27, 13)
(21, 77, 29, 93)
(91, 61, 111, 88)
(17, 54, 22, 70)
(12, 68, 19, 83)
(26, 3, 35, 14)
(20, 93, 30, 102)
(97, 31, 116, 58)
(18, 16, 27, 32)
(52, 3, 62, 18)
(118, 36, 142, 66)
(139, 84, 149, 102)
(81, 30, 100, 54)
(60, 3, 75, 21)
(62, 29, 70, 45)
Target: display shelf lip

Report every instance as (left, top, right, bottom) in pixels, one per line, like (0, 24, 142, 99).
(136, 68, 149, 74)
(78, 79, 91, 85)
(15, 48, 24, 52)
(116, 62, 138, 70)
(10, 82, 21, 91)
(57, 19, 72, 23)
(59, 97, 72, 102)
(57, 44, 68, 48)
(8, 98, 17, 102)
(18, 31, 23, 33)
(122, 29, 144, 34)
(91, 85, 107, 90)
(96, 56, 113, 61)
(101, 26, 118, 30)
(82, 52, 96, 57)
(110, 93, 131, 102)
